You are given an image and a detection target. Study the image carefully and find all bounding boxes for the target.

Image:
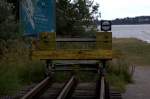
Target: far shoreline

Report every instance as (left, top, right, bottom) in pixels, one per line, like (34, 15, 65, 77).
(113, 37, 150, 43)
(111, 24, 150, 25)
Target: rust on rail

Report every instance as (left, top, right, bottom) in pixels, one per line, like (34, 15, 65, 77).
(21, 76, 51, 99)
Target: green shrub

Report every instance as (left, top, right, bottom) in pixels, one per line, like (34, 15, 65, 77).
(0, 39, 45, 95)
(113, 38, 150, 65)
(107, 58, 132, 92)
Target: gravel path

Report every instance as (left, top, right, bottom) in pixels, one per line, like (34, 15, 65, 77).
(123, 66, 150, 99)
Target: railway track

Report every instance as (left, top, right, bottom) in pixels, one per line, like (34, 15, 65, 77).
(18, 75, 122, 99)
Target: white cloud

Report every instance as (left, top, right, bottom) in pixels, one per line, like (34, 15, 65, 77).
(95, 0, 150, 20)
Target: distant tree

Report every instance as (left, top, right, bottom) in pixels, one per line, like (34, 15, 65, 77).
(6, 0, 19, 20)
(0, 0, 100, 38)
(0, 0, 19, 40)
(56, 0, 100, 37)
(112, 16, 150, 25)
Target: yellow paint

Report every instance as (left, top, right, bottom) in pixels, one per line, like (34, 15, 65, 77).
(31, 49, 112, 60)
(39, 32, 56, 50)
(96, 32, 112, 50)
(31, 32, 112, 60)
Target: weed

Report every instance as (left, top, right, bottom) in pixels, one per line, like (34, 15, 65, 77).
(0, 39, 45, 95)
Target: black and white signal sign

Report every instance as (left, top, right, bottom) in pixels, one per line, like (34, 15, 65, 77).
(101, 20, 111, 31)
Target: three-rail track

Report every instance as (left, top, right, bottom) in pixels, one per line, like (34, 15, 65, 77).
(20, 74, 121, 99)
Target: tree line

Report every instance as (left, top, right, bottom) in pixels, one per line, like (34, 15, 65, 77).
(112, 16, 150, 25)
(95, 16, 150, 25)
(0, 0, 100, 40)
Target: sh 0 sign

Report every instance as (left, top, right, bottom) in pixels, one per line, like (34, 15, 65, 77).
(101, 20, 111, 32)
(20, 0, 56, 36)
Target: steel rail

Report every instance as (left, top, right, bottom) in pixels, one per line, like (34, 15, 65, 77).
(55, 68, 97, 71)
(56, 38, 96, 42)
(96, 76, 105, 99)
(21, 76, 51, 99)
(100, 77, 105, 99)
(56, 76, 77, 99)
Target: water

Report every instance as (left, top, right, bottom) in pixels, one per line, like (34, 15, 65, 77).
(99, 24, 150, 43)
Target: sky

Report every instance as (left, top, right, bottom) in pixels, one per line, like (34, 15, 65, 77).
(95, 0, 150, 20)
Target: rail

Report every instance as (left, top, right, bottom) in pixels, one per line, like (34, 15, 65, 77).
(56, 76, 77, 99)
(21, 77, 51, 99)
(56, 38, 96, 42)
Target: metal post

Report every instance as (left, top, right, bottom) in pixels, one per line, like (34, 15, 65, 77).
(45, 60, 55, 76)
(96, 60, 110, 99)
(101, 60, 106, 99)
(101, 60, 110, 99)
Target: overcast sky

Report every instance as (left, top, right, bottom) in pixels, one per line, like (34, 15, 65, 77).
(95, 0, 150, 20)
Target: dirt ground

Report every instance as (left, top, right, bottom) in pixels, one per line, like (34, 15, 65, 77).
(122, 66, 150, 99)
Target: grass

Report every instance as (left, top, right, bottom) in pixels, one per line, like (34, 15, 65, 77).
(54, 71, 97, 83)
(113, 38, 150, 66)
(107, 58, 132, 92)
(109, 38, 150, 92)
(0, 39, 45, 95)
(0, 38, 140, 95)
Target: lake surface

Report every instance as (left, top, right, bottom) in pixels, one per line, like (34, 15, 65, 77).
(99, 24, 150, 43)
(112, 24, 150, 43)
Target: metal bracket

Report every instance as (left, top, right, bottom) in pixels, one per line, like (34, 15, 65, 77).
(45, 60, 55, 76)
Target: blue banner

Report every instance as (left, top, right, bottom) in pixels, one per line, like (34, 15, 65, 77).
(20, 0, 56, 36)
